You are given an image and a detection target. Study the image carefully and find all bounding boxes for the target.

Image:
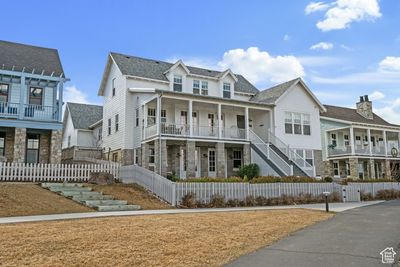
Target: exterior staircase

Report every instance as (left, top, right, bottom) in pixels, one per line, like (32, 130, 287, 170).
(41, 183, 141, 211)
(249, 130, 315, 177)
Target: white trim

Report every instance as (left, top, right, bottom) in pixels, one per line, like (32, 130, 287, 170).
(321, 116, 400, 131)
(163, 60, 190, 75)
(125, 75, 169, 84)
(128, 87, 157, 93)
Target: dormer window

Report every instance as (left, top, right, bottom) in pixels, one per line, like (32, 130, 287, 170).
(193, 80, 200, 94)
(223, 83, 231, 98)
(201, 81, 208, 95)
(173, 75, 182, 92)
(112, 78, 116, 97)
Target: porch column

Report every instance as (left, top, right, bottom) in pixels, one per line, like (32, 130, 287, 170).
(143, 104, 148, 139)
(13, 128, 26, 163)
(325, 131, 330, 159)
(349, 158, 358, 179)
(57, 81, 63, 121)
(188, 100, 193, 137)
(367, 128, 372, 155)
(49, 130, 62, 164)
(385, 160, 392, 179)
(217, 104, 222, 138)
(18, 76, 26, 120)
(155, 139, 167, 176)
(350, 127, 355, 155)
(369, 159, 376, 179)
(156, 96, 161, 136)
(141, 143, 149, 169)
(383, 130, 388, 156)
(216, 142, 226, 178)
(245, 107, 249, 140)
(186, 141, 196, 178)
(243, 143, 251, 166)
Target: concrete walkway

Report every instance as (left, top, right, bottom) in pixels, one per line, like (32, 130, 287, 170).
(0, 201, 382, 224)
(227, 200, 399, 267)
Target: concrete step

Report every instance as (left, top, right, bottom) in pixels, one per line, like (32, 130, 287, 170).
(41, 183, 83, 188)
(96, 204, 141, 212)
(49, 186, 92, 193)
(62, 191, 102, 197)
(73, 194, 114, 202)
(84, 200, 128, 207)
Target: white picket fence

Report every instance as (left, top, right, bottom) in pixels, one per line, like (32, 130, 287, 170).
(120, 164, 345, 206)
(0, 162, 120, 182)
(348, 182, 400, 198)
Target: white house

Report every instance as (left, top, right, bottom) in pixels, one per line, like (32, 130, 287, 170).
(98, 52, 325, 178)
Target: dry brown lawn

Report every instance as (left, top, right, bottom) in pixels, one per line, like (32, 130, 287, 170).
(0, 183, 92, 217)
(0, 209, 333, 267)
(90, 183, 172, 209)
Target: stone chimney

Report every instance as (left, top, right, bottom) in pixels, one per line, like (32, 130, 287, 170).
(356, 95, 373, 120)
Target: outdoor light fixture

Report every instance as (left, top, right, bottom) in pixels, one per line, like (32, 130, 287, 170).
(323, 192, 331, 212)
(391, 147, 398, 158)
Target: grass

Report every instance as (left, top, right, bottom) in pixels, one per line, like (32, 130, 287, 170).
(90, 183, 172, 210)
(0, 209, 333, 266)
(0, 183, 92, 217)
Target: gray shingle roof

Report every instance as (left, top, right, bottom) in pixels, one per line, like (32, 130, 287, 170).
(67, 103, 103, 129)
(322, 105, 399, 127)
(110, 52, 258, 94)
(250, 78, 300, 104)
(0, 40, 64, 77)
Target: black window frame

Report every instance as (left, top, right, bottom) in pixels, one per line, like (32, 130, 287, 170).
(108, 118, 112, 135)
(112, 78, 116, 97)
(29, 87, 43, 106)
(115, 114, 119, 132)
(0, 83, 9, 103)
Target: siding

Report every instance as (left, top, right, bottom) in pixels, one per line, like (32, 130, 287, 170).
(62, 112, 77, 148)
(320, 119, 349, 160)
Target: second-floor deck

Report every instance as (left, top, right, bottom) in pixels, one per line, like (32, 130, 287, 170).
(0, 102, 59, 122)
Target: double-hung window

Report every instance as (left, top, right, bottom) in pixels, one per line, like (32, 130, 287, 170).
(115, 114, 119, 132)
(149, 147, 155, 164)
(233, 150, 242, 170)
(173, 75, 182, 92)
(223, 83, 231, 98)
(344, 134, 350, 146)
(108, 118, 112, 135)
(0, 84, 9, 102)
(331, 133, 337, 146)
(29, 87, 43, 106)
(147, 108, 156, 125)
(285, 112, 293, 134)
(161, 110, 167, 123)
(201, 81, 208, 95)
(193, 80, 200, 94)
(293, 113, 302, 134)
(285, 112, 311, 135)
(302, 114, 311, 135)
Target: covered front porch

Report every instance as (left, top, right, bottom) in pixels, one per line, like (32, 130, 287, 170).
(142, 95, 272, 142)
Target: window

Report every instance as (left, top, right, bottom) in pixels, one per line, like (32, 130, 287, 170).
(344, 134, 350, 146)
(173, 75, 182, 92)
(161, 110, 166, 123)
(0, 84, 9, 102)
(98, 127, 102, 141)
(331, 133, 337, 146)
(355, 136, 361, 146)
(112, 152, 118, 162)
(293, 113, 302, 134)
(346, 162, 351, 176)
(302, 114, 311, 135)
(149, 147, 155, 164)
(108, 118, 111, 135)
(115, 114, 119, 132)
(201, 81, 208, 95)
(67, 136, 71, 147)
(135, 108, 139, 127)
(233, 150, 242, 169)
(285, 112, 293, 134)
(147, 108, 156, 125)
(134, 149, 139, 165)
(305, 150, 313, 166)
(333, 162, 339, 177)
(26, 134, 39, 163)
(193, 80, 200, 94)
(112, 78, 116, 97)
(223, 83, 231, 98)
(29, 87, 43, 106)
(208, 149, 216, 172)
(0, 132, 5, 156)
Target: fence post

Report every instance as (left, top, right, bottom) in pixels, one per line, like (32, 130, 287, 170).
(172, 182, 176, 206)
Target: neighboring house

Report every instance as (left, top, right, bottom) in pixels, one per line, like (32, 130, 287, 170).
(98, 52, 325, 178)
(0, 40, 67, 163)
(62, 102, 103, 161)
(320, 95, 400, 179)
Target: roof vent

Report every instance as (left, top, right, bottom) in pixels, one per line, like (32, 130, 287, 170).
(155, 61, 159, 64)
(125, 56, 130, 59)
(208, 70, 212, 73)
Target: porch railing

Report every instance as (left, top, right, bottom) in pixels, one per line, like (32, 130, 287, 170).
(161, 123, 189, 136)
(0, 102, 19, 118)
(194, 125, 219, 138)
(327, 146, 352, 156)
(223, 127, 246, 140)
(23, 104, 58, 121)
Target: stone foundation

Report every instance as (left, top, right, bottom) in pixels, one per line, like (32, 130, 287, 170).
(50, 130, 62, 164)
(121, 149, 134, 166)
(39, 132, 50, 163)
(323, 160, 333, 177)
(243, 143, 251, 166)
(5, 130, 14, 162)
(13, 128, 26, 163)
(141, 143, 150, 169)
(349, 158, 358, 179)
(186, 141, 196, 178)
(385, 160, 392, 179)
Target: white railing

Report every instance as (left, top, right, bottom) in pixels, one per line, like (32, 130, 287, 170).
(249, 130, 292, 176)
(144, 124, 158, 138)
(23, 104, 58, 121)
(0, 102, 19, 118)
(267, 130, 315, 177)
(194, 125, 219, 138)
(161, 123, 189, 136)
(223, 127, 246, 140)
(120, 164, 176, 204)
(372, 146, 386, 156)
(327, 146, 352, 156)
(355, 146, 370, 155)
(0, 162, 119, 182)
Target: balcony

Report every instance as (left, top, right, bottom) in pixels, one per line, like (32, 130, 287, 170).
(0, 102, 59, 122)
(144, 123, 246, 140)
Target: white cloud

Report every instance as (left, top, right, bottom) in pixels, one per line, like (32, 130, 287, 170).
(310, 42, 334, 50)
(64, 85, 90, 104)
(379, 57, 400, 72)
(217, 47, 305, 84)
(283, 34, 291, 41)
(305, 1, 331, 14)
(306, 0, 382, 31)
(369, 90, 385, 101)
(374, 98, 400, 124)
(340, 44, 354, 51)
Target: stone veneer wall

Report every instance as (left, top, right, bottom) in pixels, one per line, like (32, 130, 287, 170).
(39, 132, 50, 163)
(50, 130, 62, 164)
(13, 128, 26, 163)
(313, 150, 323, 177)
(5, 130, 14, 162)
(121, 149, 134, 166)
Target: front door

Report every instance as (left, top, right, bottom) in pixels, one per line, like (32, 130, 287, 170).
(26, 134, 39, 163)
(179, 148, 187, 179)
(208, 148, 216, 177)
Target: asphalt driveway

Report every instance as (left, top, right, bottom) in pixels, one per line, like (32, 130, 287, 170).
(227, 200, 400, 267)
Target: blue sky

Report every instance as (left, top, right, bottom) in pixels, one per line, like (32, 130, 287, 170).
(2, 0, 400, 122)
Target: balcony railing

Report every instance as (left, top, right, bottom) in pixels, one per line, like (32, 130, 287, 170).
(327, 146, 352, 156)
(161, 123, 189, 136)
(0, 102, 59, 122)
(223, 127, 246, 140)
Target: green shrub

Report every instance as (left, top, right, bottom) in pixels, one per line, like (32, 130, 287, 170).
(324, 177, 333, 182)
(237, 164, 259, 180)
